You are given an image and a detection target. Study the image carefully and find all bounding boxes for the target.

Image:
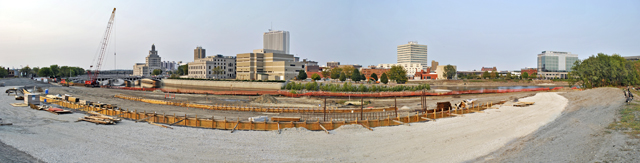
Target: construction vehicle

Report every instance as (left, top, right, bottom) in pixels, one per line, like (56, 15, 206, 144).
(85, 8, 116, 87)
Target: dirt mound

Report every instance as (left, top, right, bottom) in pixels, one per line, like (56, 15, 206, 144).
(252, 94, 278, 104)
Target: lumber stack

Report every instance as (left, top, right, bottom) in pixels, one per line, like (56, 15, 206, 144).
(513, 101, 535, 107)
(78, 112, 120, 125)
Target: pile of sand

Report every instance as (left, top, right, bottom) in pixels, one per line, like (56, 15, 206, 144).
(252, 94, 278, 104)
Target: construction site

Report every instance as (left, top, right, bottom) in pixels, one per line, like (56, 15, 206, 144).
(3, 78, 635, 162)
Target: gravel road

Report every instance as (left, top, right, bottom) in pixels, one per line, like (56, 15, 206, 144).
(473, 87, 637, 162)
(0, 81, 569, 162)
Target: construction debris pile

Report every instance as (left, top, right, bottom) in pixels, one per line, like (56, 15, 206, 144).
(77, 111, 121, 125)
(251, 94, 278, 104)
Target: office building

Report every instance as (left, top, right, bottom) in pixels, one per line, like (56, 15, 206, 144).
(194, 46, 206, 60)
(187, 54, 236, 79)
(236, 50, 304, 80)
(537, 51, 579, 79)
(263, 30, 290, 54)
(133, 44, 162, 76)
(397, 41, 428, 66)
(327, 61, 340, 68)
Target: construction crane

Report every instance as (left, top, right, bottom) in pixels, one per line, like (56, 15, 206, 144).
(85, 8, 116, 87)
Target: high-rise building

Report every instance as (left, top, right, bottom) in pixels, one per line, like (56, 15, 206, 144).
(263, 30, 290, 54)
(537, 51, 579, 79)
(397, 41, 428, 66)
(133, 44, 162, 76)
(194, 46, 206, 60)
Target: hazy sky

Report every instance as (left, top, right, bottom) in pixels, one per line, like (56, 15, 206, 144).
(1, 0, 639, 71)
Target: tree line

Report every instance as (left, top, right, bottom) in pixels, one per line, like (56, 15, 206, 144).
(569, 53, 640, 88)
(283, 81, 431, 92)
(0, 65, 85, 78)
(299, 65, 410, 84)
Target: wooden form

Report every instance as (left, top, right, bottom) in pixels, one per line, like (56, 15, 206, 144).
(114, 94, 397, 113)
(40, 97, 504, 132)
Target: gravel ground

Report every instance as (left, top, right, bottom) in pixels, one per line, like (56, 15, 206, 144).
(473, 87, 636, 162)
(0, 82, 569, 162)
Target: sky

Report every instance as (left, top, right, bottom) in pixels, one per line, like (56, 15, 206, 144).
(1, 0, 639, 71)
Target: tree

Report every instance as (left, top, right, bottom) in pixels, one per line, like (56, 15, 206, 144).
(380, 73, 389, 84)
(506, 73, 512, 80)
(482, 71, 490, 79)
(311, 73, 321, 80)
(38, 67, 52, 77)
(530, 73, 537, 79)
(388, 65, 408, 83)
(341, 66, 355, 77)
(351, 69, 361, 82)
(212, 66, 224, 79)
(330, 67, 342, 79)
(20, 66, 31, 77)
(151, 69, 162, 76)
(339, 72, 346, 81)
(0, 67, 7, 78)
(491, 71, 498, 79)
(522, 72, 529, 79)
(321, 69, 331, 79)
(32, 67, 40, 77)
(49, 65, 59, 77)
(177, 65, 188, 75)
(444, 65, 456, 79)
(297, 70, 307, 80)
(370, 73, 378, 81)
(360, 74, 366, 81)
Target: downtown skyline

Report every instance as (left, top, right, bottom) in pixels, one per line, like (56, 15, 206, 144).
(1, 0, 639, 71)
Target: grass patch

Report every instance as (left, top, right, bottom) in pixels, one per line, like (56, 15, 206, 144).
(608, 99, 640, 138)
(468, 80, 486, 82)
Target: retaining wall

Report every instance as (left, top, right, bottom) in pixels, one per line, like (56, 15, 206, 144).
(162, 79, 284, 90)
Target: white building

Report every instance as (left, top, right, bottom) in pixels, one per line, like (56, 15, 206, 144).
(537, 51, 579, 79)
(397, 41, 428, 66)
(133, 44, 162, 76)
(263, 30, 290, 54)
(378, 63, 429, 77)
(187, 54, 236, 79)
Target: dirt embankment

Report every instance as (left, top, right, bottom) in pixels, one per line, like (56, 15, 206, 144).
(474, 87, 633, 162)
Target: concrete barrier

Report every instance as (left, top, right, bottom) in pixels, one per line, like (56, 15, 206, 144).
(162, 79, 284, 90)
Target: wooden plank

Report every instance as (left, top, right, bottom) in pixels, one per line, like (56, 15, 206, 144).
(135, 116, 153, 123)
(318, 123, 329, 134)
(420, 117, 434, 121)
(230, 121, 239, 133)
(359, 123, 373, 131)
(392, 120, 410, 126)
(169, 118, 185, 126)
(271, 117, 301, 122)
(149, 122, 172, 129)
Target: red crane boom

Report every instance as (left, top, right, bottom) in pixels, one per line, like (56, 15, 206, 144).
(86, 8, 116, 87)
